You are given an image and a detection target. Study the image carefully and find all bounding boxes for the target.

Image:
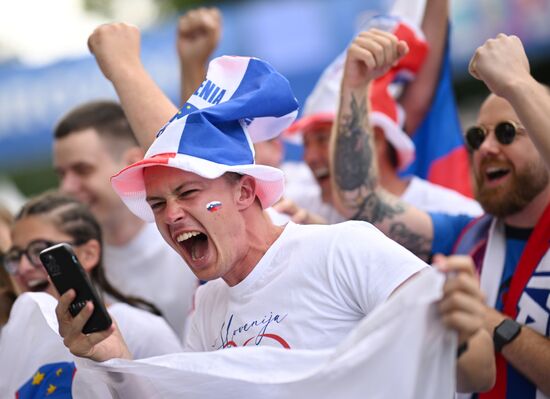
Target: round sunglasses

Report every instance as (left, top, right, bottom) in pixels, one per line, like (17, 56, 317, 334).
(464, 121, 523, 151)
(3, 239, 78, 275)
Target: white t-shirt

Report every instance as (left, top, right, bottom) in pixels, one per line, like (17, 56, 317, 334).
(184, 221, 426, 351)
(103, 223, 198, 340)
(109, 303, 183, 359)
(402, 176, 483, 217)
(280, 161, 320, 205)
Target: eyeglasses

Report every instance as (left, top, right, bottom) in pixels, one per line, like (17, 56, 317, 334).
(3, 240, 74, 275)
(465, 121, 523, 151)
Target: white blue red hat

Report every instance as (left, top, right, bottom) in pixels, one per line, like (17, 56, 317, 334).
(111, 56, 299, 222)
(285, 16, 428, 171)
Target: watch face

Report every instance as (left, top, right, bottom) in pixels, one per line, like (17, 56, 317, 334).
(499, 319, 521, 339)
(494, 319, 522, 352)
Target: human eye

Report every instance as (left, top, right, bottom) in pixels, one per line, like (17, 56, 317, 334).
(73, 163, 94, 177)
(4, 247, 21, 262)
(177, 187, 200, 199)
(148, 200, 166, 213)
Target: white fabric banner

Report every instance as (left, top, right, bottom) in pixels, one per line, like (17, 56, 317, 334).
(1, 269, 456, 398)
(73, 269, 456, 398)
(0, 292, 74, 396)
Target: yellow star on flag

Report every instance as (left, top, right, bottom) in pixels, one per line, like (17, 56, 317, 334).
(56, 368, 63, 377)
(46, 384, 57, 395)
(32, 371, 45, 385)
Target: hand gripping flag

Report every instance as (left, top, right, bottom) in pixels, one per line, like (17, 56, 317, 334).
(70, 269, 456, 399)
(111, 56, 299, 222)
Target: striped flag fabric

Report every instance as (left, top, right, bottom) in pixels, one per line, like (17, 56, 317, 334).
(401, 26, 473, 197)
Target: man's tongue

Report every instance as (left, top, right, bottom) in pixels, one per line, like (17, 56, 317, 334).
(189, 235, 208, 260)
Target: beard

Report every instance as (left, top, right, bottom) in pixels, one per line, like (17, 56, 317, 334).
(474, 157, 549, 218)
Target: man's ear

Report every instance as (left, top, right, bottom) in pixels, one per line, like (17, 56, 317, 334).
(75, 239, 101, 273)
(123, 146, 145, 166)
(235, 175, 258, 210)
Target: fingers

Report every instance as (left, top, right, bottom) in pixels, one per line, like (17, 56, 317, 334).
(435, 254, 476, 275)
(435, 255, 485, 343)
(352, 29, 408, 70)
(468, 33, 530, 97)
(439, 290, 484, 317)
(344, 28, 409, 88)
(57, 298, 116, 358)
(291, 208, 309, 224)
(88, 22, 140, 53)
(436, 255, 483, 301)
(468, 51, 480, 80)
(273, 198, 298, 216)
(178, 7, 221, 38)
(439, 289, 484, 344)
(56, 289, 76, 326)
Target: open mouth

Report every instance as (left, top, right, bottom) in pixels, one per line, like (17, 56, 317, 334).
(27, 278, 50, 293)
(313, 167, 330, 182)
(485, 167, 510, 182)
(176, 231, 209, 262)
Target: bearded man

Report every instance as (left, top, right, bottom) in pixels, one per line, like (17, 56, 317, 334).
(331, 31, 550, 398)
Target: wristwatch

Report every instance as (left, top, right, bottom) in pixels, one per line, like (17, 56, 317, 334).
(493, 319, 522, 352)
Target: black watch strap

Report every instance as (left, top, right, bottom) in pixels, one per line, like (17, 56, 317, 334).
(493, 319, 522, 352)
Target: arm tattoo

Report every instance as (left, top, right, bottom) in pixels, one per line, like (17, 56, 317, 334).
(334, 94, 373, 191)
(352, 193, 404, 224)
(334, 93, 405, 222)
(333, 92, 432, 259)
(388, 223, 432, 260)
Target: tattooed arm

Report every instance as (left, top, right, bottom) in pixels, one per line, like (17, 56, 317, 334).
(330, 29, 434, 261)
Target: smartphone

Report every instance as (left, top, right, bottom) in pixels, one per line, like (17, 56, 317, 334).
(39, 242, 112, 334)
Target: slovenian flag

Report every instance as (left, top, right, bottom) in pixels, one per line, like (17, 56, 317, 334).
(401, 26, 473, 197)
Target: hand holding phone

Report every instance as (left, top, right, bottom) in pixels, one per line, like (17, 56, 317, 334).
(40, 243, 112, 334)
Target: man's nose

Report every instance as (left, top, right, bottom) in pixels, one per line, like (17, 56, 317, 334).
(477, 131, 501, 156)
(304, 145, 321, 167)
(59, 172, 81, 194)
(164, 200, 187, 224)
(16, 253, 36, 276)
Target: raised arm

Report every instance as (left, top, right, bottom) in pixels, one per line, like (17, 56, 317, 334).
(330, 29, 434, 260)
(177, 7, 222, 105)
(399, 0, 449, 134)
(88, 23, 178, 150)
(469, 34, 550, 169)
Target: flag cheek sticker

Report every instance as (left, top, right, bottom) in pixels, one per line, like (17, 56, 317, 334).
(206, 201, 222, 212)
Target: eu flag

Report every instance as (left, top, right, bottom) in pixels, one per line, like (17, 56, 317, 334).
(16, 362, 76, 399)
